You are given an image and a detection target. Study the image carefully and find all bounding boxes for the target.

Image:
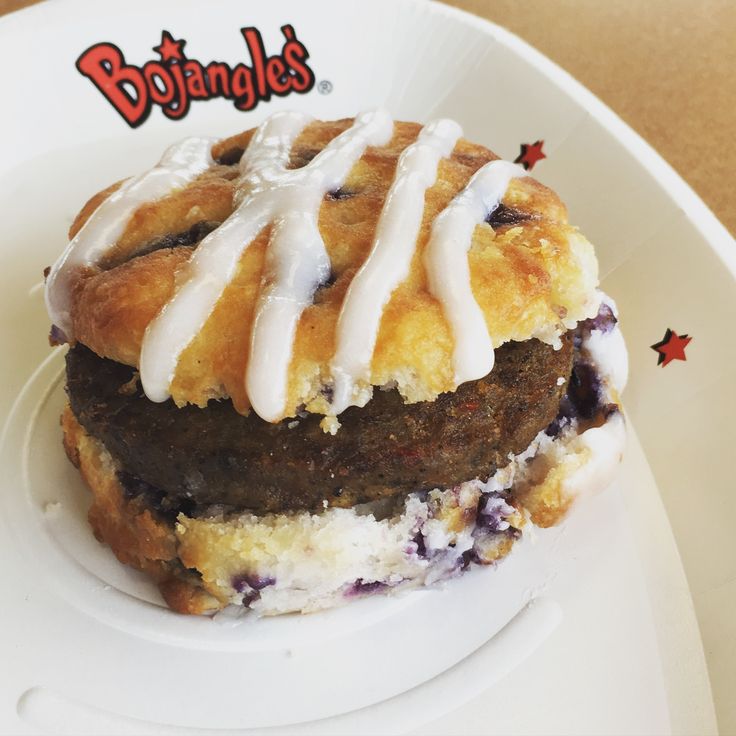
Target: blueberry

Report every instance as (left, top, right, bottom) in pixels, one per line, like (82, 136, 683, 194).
(567, 362, 603, 421)
(412, 532, 428, 559)
(345, 578, 389, 597)
(326, 188, 355, 201)
(232, 573, 276, 593)
(485, 203, 532, 228)
(461, 549, 476, 570)
(215, 147, 244, 166)
(545, 414, 571, 437)
(241, 590, 260, 608)
(582, 302, 617, 335)
(546, 356, 605, 434)
(477, 493, 513, 532)
(49, 324, 68, 345)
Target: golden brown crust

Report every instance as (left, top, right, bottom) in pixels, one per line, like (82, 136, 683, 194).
(516, 474, 576, 528)
(65, 118, 599, 419)
(158, 578, 222, 616)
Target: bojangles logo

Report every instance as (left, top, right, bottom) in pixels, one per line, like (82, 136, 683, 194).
(76, 25, 316, 128)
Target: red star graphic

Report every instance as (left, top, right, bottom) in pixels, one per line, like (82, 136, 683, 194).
(650, 328, 692, 367)
(153, 31, 186, 62)
(514, 140, 546, 171)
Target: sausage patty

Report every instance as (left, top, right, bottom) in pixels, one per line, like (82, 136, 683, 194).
(65, 334, 573, 515)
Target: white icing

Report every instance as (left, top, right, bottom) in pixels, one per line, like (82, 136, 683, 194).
(564, 412, 627, 500)
(45, 137, 216, 337)
(329, 118, 462, 414)
(560, 295, 628, 500)
(140, 110, 393, 420)
(423, 160, 525, 386)
(584, 294, 629, 394)
(506, 303, 627, 508)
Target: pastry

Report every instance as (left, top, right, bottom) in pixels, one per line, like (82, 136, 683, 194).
(45, 111, 627, 615)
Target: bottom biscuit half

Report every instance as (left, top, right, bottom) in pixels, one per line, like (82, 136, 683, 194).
(61, 396, 624, 617)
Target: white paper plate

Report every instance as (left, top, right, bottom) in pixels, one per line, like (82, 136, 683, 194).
(0, 0, 731, 733)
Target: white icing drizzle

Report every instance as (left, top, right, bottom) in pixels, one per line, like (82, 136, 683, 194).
(423, 160, 525, 386)
(47, 109, 534, 424)
(329, 118, 462, 414)
(44, 137, 216, 337)
(140, 109, 393, 421)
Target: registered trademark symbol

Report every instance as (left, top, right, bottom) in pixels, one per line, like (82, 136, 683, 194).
(317, 80, 333, 95)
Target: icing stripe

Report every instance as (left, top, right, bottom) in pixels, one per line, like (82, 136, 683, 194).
(140, 112, 312, 404)
(45, 137, 216, 337)
(246, 109, 393, 421)
(140, 109, 394, 421)
(424, 160, 525, 386)
(329, 118, 462, 414)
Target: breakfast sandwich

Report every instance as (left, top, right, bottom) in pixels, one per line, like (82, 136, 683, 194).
(45, 110, 627, 615)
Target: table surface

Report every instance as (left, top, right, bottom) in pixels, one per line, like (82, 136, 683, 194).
(2, 0, 734, 237)
(442, 0, 736, 238)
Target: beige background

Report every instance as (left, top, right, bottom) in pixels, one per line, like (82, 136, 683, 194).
(442, 0, 736, 236)
(2, 0, 734, 235)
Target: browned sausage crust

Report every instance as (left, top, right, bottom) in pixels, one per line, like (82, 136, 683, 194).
(65, 332, 573, 514)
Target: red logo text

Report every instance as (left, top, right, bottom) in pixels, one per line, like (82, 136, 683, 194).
(76, 25, 315, 128)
